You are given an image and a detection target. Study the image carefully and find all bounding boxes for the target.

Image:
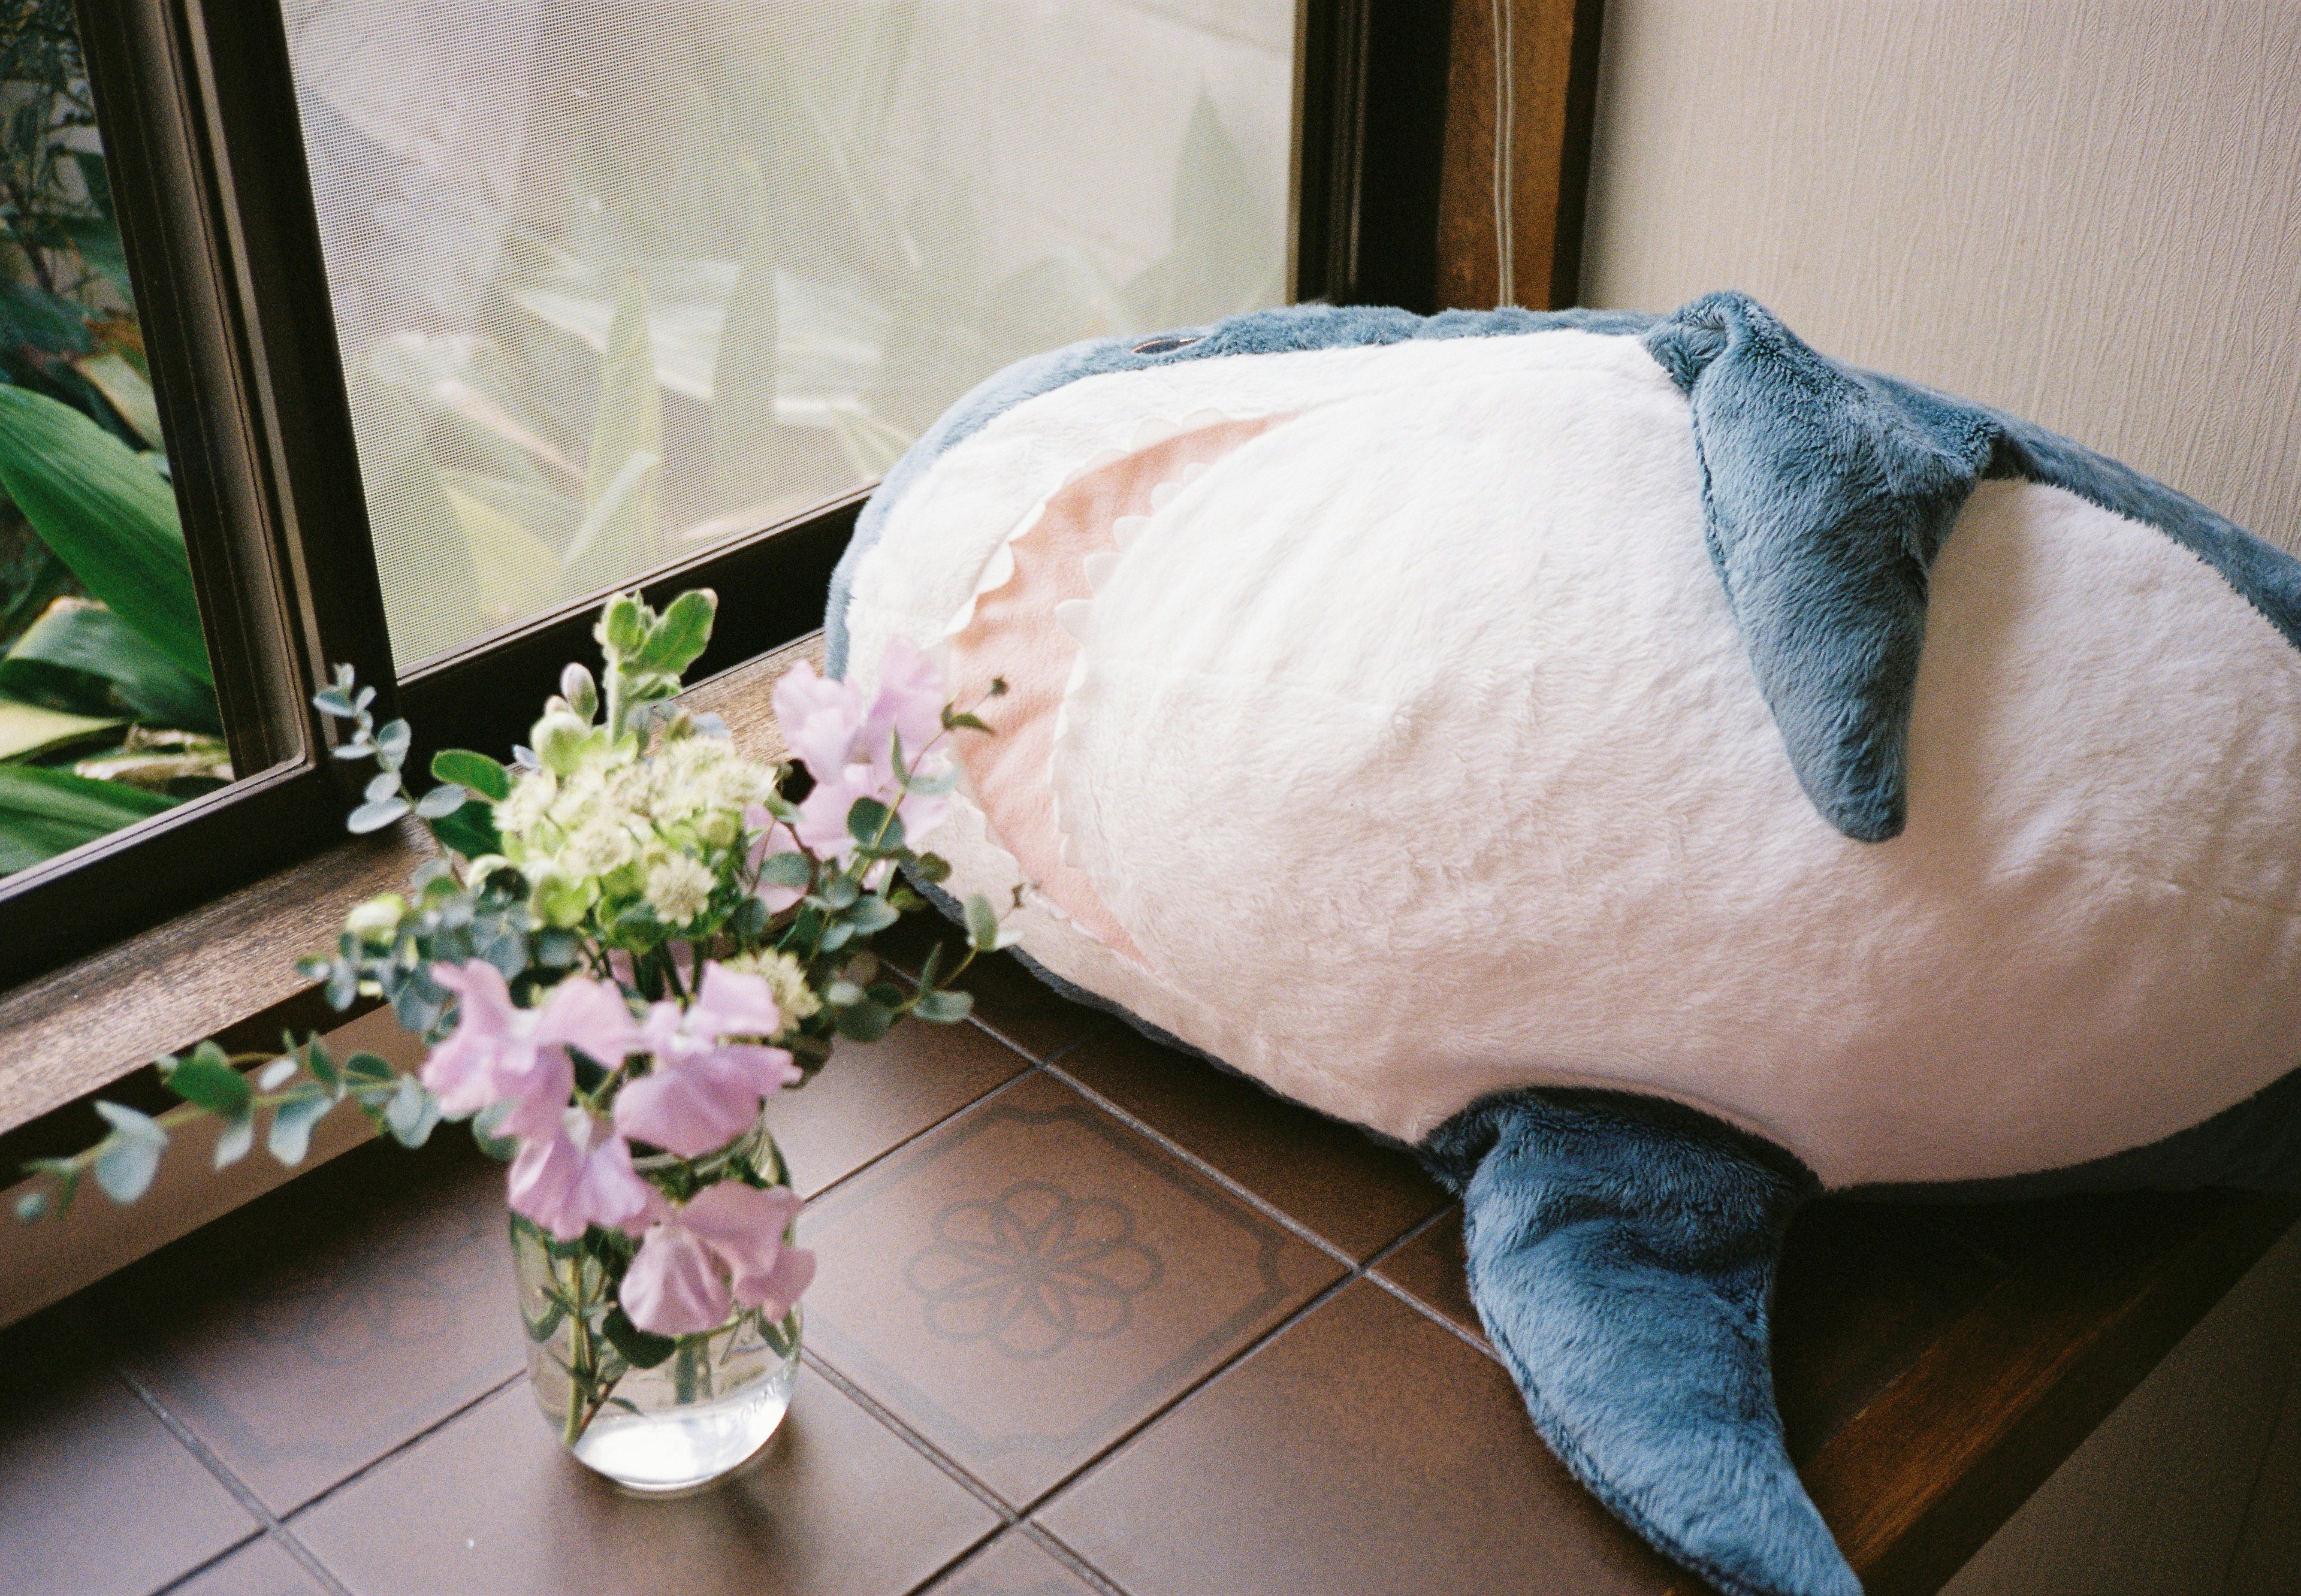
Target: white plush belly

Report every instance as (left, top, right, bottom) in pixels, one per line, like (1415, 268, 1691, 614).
(847, 333, 2301, 1187)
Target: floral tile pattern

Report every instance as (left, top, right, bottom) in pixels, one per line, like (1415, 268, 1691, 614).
(1055, 1022, 1448, 1260)
(10, 984, 2290, 1596)
(800, 1071, 1341, 1505)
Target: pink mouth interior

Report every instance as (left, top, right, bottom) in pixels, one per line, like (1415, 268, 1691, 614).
(945, 415, 1287, 960)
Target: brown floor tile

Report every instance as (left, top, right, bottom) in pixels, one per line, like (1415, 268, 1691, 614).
(1771, 1200, 2008, 1462)
(103, 1134, 527, 1515)
(1037, 1279, 1680, 1596)
(772, 1016, 1033, 1198)
(877, 918, 1100, 1062)
(1370, 1204, 1488, 1347)
(926, 1528, 1104, 1595)
(292, 1375, 999, 1596)
(1055, 1024, 1447, 1261)
(0, 1307, 257, 1596)
(168, 1534, 333, 1595)
(803, 1071, 1343, 1506)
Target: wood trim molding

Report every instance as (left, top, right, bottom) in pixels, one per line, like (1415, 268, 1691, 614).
(1438, 0, 1607, 310)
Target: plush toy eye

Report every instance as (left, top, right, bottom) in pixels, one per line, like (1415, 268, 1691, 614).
(1131, 334, 1201, 355)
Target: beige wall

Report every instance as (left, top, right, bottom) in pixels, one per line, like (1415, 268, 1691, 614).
(1580, 0, 2301, 553)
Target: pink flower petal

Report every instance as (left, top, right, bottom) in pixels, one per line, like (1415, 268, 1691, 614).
(619, 1224, 730, 1336)
(612, 1062, 759, 1157)
(771, 659, 867, 781)
(690, 963, 781, 1041)
(736, 1243, 816, 1321)
(530, 977, 642, 1068)
(487, 1049, 575, 1142)
(857, 634, 948, 772)
(507, 1112, 653, 1240)
(432, 960, 519, 1033)
(680, 1181, 803, 1285)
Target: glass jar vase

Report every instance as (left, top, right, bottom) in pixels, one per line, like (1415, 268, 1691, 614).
(511, 1214, 801, 1493)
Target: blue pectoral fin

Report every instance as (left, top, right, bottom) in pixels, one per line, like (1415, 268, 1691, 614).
(1423, 1090, 1858, 1596)
(1644, 292, 2001, 843)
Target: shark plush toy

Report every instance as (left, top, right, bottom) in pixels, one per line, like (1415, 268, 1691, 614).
(822, 292, 2301, 1596)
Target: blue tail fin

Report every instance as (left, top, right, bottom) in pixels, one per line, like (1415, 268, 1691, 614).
(1423, 1090, 1859, 1596)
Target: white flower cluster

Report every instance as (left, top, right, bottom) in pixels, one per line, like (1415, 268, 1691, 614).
(493, 726, 776, 931)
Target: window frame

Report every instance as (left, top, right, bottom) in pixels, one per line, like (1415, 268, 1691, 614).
(1, 0, 1460, 989)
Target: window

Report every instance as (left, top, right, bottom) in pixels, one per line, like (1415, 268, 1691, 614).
(0, 5, 225, 875)
(0, 0, 1449, 989)
(282, 1, 1299, 666)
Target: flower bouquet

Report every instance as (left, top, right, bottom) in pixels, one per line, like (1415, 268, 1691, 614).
(16, 588, 1014, 1491)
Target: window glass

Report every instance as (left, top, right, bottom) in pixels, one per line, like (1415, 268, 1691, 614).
(0, 2, 225, 878)
(280, 1, 1296, 666)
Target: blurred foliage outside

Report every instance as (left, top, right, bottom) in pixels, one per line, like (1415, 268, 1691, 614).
(285, 0, 1288, 664)
(0, 0, 1291, 881)
(0, 0, 227, 879)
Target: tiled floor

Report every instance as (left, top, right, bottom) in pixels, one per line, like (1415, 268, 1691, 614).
(2, 942, 2293, 1596)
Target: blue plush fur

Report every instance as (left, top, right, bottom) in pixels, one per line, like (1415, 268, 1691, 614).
(832, 293, 2301, 1596)
(1647, 291, 2301, 841)
(1645, 294, 1998, 842)
(1425, 1092, 1856, 1596)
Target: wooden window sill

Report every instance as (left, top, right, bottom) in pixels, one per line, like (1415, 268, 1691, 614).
(0, 636, 818, 1147)
(0, 637, 819, 1322)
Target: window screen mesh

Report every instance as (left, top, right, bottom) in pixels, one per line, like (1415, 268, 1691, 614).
(279, 1, 1294, 666)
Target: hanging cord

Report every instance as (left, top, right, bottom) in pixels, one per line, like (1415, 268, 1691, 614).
(1491, 0, 1518, 306)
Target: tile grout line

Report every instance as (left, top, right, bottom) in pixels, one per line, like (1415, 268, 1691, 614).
(1358, 1203, 1509, 1365)
(798, 1346, 1022, 1527)
(116, 1367, 354, 1596)
(803, 1033, 1449, 1577)
(1364, 1271, 1504, 1365)
(147, 1528, 267, 1596)
(1039, 1059, 1360, 1271)
(131, 1007, 1085, 1594)
(1016, 1520, 1131, 1596)
(799, 1061, 1045, 1214)
(1017, 1246, 1390, 1521)
(276, 1366, 530, 1526)
(1014, 1199, 1474, 1531)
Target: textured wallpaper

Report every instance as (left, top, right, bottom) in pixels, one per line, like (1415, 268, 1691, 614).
(1581, 0, 2301, 552)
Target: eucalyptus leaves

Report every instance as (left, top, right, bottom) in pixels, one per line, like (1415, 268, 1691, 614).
(17, 587, 1016, 1458)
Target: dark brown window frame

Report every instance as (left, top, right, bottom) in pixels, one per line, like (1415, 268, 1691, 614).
(1, 0, 1474, 990)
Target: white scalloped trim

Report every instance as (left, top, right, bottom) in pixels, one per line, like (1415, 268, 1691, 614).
(937, 406, 1268, 956)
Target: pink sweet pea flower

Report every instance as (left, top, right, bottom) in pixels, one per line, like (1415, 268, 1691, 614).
(618, 1182, 815, 1336)
(769, 660, 867, 785)
(611, 964, 801, 1156)
(772, 641, 955, 862)
(421, 964, 641, 1140)
(855, 635, 947, 775)
(508, 1107, 655, 1241)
